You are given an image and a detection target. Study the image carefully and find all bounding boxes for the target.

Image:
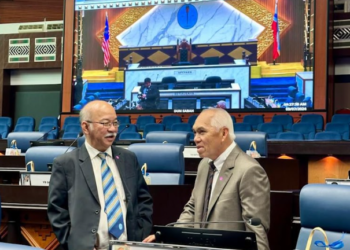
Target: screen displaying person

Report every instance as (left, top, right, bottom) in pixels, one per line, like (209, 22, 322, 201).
(143, 108, 270, 250)
(137, 77, 160, 110)
(48, 100, 153, 250)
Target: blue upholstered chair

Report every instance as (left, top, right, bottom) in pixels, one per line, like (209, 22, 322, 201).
(0, 124, 9, 139)
(187, 115, 198, 127)
(292, 123, 316, 139)
(117, 116, 131, 125)
(39, 116, 58, 126)
(14, 124, 34, 132)
(7, 132, 46, 153)
(16, 116, 35, 130)
(77, 135, 86, 147)
(234, 123, 253, 131)
(242, 115, 264, 131)
(38, 124, 59, 139)
(275, 132, 304, 140)
(162, 115, 182, 130)
(231, 115, 237, 124)
(118, 124, 138, 133)
(62, 124, 81, 139)
(314, 131, 342, 141)
(295, 184, 350, 250)
(119, 132, 142, 140)
(25, 146, 76, 171)
(146, 131, 191, 146)
(234, 132, 268, 157)
(331, 114, 350, 124)
(301, 114, 324, 131)
(325, 122, 350, 140)
(171, 123, 192, 132)
(0, 117, 12, 130)
(128, 143, 185, 185)
(136, 116, 156, 131)
(63, 116, 80, 130)
(143, 124, 165, 138)
(62, 132, 80, 140)
(271, 114, 293, 131)
(257, 123, 283, 139)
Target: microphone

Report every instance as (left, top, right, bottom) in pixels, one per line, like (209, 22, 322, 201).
(64, 132, 83, 154)
(36, 126, 57, 141)
(114, 124, 130, 141)
(165, 218, 261, 227)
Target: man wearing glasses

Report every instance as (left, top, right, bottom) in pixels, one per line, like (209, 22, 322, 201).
(48, 100, 153, 250)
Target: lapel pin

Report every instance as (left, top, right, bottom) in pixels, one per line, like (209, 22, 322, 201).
(116, 156, 120, 160)
(219, 177, 223, 181)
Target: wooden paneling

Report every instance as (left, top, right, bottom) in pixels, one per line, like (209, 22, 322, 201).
(0, 0, 63, 24)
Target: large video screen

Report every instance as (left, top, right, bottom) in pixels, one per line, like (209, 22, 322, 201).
(71, 0, 314, 113)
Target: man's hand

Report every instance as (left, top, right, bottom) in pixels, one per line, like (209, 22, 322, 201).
(142, 234, 156, 243)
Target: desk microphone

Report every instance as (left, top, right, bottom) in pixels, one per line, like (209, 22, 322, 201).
(115, 124, 130, 141)
(36, 126, 57, 141)
(64, 132, 83, 154)
(165, 218, 261, 227)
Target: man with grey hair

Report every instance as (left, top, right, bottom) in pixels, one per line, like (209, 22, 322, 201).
(144, 108, 270, 250)
(48, 100, 153, 250)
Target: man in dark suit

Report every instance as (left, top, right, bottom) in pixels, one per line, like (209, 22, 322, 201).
(137, 77, 160, 110)
(144, 108, 270, 250)
(48, 100, 153, 250)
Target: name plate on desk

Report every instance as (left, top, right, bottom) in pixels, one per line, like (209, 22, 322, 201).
(20, 172, 51, 186)
(184, 147, 200, 158)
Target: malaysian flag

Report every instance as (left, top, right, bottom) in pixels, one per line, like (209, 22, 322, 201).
(102, 12, 110, 67)
(271, 0, 280, 60)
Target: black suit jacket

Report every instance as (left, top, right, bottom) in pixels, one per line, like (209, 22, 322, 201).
(48, 144, 153, 250)
(138, 85, 160, 109)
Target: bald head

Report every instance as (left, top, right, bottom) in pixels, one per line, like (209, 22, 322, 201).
(80, 100, 115, 123)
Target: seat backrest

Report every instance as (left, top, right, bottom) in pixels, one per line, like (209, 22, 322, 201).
(117, 116, 131, 125)
(162, 116, 182, 130)
(271, 115, 293, 131)
(119, 132, 142, 140)
(39, 124, 59, 139)
(146, 131, 190, 146)
(14, 124, 34, 132)
(301, 114, 324, 131)
(64, 124, 82, 133)
(25, 146, 76, 171)
(275, 131, 304, 140)
(314, 131, 342, 141)
(171, 123, 192, 132)
(128, 143, 185, 185)
(296, 184, 350, 250)
(331, 114, 350, 124)
(325, 122, 350, 140)
(17, 116, 35, 126)
(7, 132, 46, 153)
(292, 122, 316, 139)
(77, 135, 86, 147)
(40, 116, 58, 126)
(231, 116, 236, 124)
(257, 123, 283, 139)
(136, 116, 156, 131)
(234, 123, 253, 131)
(242, 115, 264, 130)
(0, 124, 9, 139)
(234, 132, 268, 157)
(118, 124, 137, 133)
(187, 115, 198, 127)
(161, 76, 177, 83)
(63, 116, 80, 130)
(143, 124, 165, 138)
(0, 117, 12, 129)
(62, 132, 80, 139)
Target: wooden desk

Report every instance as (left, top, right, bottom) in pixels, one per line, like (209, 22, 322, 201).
(0, 185, 298, 250)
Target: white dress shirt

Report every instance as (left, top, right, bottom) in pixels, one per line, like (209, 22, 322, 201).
(85, 142, 128, 250)
(209, 140, 237, 200)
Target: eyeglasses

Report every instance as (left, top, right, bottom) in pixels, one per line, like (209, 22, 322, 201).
(86, 120, 120, 128)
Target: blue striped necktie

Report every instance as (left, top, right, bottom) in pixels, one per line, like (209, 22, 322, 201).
(98, 153, 124, 239)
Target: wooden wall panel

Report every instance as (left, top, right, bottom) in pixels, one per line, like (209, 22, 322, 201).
(0, 0, 63, 24)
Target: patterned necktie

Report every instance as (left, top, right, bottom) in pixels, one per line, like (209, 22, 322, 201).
(201, 162, 217, 227)
(98, 153, 124, 239)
